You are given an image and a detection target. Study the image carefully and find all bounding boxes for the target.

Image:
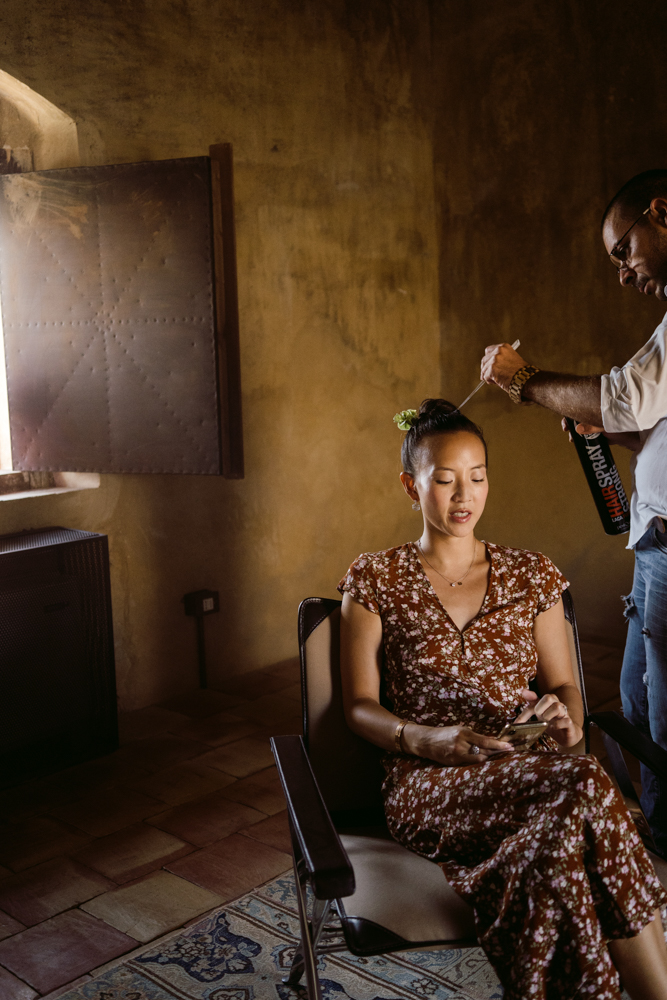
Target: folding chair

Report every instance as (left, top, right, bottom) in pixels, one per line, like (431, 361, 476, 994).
(271, 590, 667, 1000)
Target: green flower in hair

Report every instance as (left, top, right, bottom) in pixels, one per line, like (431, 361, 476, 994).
(393, 408, 419, 431)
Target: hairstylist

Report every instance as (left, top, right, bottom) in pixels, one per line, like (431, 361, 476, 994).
(481, 169, 667, 859)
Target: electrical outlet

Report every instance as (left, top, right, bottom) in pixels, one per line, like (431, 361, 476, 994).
(183, 589, 220, 616)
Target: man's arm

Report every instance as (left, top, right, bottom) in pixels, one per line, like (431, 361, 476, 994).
(480, 343, 602, 424)
(523, 372, 603, 424)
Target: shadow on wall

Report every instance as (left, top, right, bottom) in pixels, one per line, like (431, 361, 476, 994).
(431, 1, 667, 644)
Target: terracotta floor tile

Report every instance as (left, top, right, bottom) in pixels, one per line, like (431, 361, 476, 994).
(166, 832, 291, 901)
(217, 670, 298, 699)
(147, 792, 264, 847)
(584, 674, 622, 712)
(220, 766, 285, 815)
(592, 695, 623, 714)
(0, 909, 25, 941)
(0, 780, 61, 824)
(113, 734, 210, 774)
(583, 655, 623, 681)
(0, 910, 135, 993)
(71, 823, 194, 883)
(197, 736, 275, 778)
(0, 858, 113, 926)
(40, 975, 92, 1000)
(126, 760, 236, 806)
(175, 710, 264, 747)
(118, 706, 192, 744)
(49, 786, 165, 838)
(280, 682, 303, 703)
(58, 753, 155, 794)
(240, 810, 292, 854)
(231, 694, 302, 732)
(0, 817, 90, 873)
(159, 689, 245, 717)
(86, 924, 184, 978)
(0, 755, 153, 823)
(265, 658, 300, 684)
(0, 965, 37, 1000)
(579, 639, 620, 663)
(81, 870, 222, 943)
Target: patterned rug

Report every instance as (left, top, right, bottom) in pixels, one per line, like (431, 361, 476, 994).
(59, 872, 505, 1000)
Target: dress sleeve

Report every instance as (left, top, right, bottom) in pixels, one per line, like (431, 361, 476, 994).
(337, 553, 380, 614)
(534, 554, 570, 616)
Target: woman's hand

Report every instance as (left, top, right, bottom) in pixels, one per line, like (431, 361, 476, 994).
(403, 722, 514, 766)
(515, 688, 583, 747)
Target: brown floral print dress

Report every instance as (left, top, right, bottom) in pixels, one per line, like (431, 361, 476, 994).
(338, 541, 667, 1000)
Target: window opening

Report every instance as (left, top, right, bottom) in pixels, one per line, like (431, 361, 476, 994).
(0, 295, 11, 471)
(0, 72, 242, 485)
(0, 72, 98, 498)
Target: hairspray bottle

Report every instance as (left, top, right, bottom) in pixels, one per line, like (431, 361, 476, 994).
(565, 419, 630, 535)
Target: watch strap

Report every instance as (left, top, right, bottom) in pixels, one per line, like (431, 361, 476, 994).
(508, 365, 540, 405)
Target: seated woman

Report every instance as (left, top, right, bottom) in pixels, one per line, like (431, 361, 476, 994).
(338, 399, 667, 1000)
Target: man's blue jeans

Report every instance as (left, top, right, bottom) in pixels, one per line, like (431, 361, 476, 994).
(620, 523, 667, 857)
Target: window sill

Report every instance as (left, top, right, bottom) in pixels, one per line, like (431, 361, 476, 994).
(0, 472, 100, 501)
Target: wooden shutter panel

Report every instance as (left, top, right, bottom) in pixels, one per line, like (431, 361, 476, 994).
(0, 150, 243, 477)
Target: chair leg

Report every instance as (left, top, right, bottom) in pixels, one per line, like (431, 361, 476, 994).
(601, 730, 659, 852)
(284, 894, 331, 987)
(285, 855, 330, 997)
(602, 730, 640, 803)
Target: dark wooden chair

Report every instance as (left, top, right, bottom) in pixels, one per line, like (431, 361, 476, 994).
(271, 590, 667, 1000)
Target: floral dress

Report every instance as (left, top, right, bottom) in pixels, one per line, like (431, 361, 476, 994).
(338, 541, 667, 1000)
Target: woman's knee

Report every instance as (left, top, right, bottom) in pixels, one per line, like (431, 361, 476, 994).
(547, 754, 616, 808)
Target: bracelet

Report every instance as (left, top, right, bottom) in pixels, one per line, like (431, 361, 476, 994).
(508, 365, 540, 405)
(394, 720, 408, 753)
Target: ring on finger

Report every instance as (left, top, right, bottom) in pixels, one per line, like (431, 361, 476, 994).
(470, 745, 480, 755)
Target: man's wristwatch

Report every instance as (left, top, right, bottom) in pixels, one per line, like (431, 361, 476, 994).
(507, 365, 540, 405)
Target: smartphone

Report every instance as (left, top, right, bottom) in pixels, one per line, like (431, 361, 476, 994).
(496, 720, 547, 750)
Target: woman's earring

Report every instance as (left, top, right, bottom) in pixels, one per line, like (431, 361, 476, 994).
(412, 500, 421, 511)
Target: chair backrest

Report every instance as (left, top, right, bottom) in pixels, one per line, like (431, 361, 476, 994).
(299, 597, 384, 816)
(298, 588, 587, 815)
(562, 589, 588, 717)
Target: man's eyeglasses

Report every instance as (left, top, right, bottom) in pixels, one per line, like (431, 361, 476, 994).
(609, 206, 651, 269)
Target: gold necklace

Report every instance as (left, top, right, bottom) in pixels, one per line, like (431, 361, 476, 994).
(417, 539, 477, 588)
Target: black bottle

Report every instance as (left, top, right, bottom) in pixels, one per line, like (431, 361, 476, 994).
(565, 419, 630, 536)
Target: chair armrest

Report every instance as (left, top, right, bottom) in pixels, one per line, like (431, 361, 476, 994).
(589, 711, 667, 782)
(271, 735, 355, 900)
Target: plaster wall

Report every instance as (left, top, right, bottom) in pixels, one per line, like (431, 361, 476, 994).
(2, 0, 667, 710)
(0, 0, 439, 708)
(431, 1, 667, 642)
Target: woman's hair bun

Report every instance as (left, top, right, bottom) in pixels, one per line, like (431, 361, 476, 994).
(418, 398, 459, 419)
(400, 398, 487, 475)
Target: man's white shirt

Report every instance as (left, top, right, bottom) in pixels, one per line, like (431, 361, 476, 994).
(602, 310, 667, 547)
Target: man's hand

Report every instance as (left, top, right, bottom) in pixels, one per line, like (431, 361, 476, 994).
(561, 416, 642, 451)
(481, 351, 604, 424)
(561, 416, 603, 440)
(481, 343, 528, 392)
